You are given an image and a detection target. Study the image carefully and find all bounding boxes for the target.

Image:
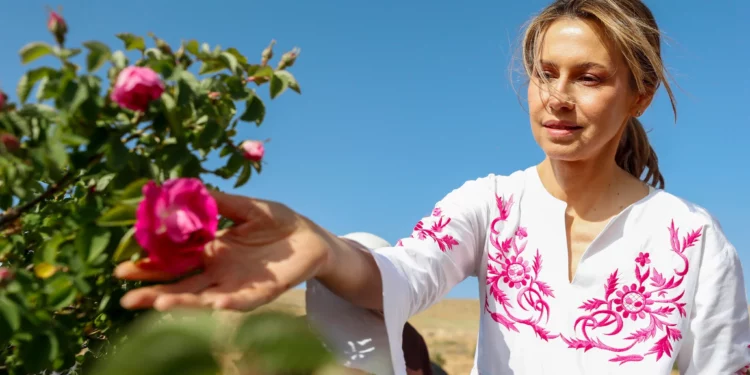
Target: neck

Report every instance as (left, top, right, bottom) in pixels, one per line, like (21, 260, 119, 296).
(537, 155, 627, 214)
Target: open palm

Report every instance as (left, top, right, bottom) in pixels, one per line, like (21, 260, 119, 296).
(115, 190, 330, 312)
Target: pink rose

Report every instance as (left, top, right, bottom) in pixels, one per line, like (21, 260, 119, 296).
(0, 133, 20, 153)
(0, 267, 14, 283)
(134, 178, 218, 275)
(240, 140, 265, 162)
(47, 11, 68, 45)
(110, 66, 165, 112)
(0, 89, 6, 109)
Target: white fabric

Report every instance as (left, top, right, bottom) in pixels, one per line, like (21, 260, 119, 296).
(309, 167, 750, 374)
(306, 233, 397, 374)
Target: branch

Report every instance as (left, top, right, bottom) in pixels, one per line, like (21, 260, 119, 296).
(0, 154, 102, 231)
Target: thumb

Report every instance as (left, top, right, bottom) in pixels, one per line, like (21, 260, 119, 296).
(209, 190, 257, 223)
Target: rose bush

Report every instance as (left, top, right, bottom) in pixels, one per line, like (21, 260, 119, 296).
(0, 9, 338, 375)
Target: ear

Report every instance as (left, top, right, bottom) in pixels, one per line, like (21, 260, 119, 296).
(632, 91, 654, 117)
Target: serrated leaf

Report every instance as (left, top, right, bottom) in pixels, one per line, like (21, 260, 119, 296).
(119, 178, 149, 203)
(96, 204, 137, 227)
(83, 41, 112, 72)
(111, 51, 128, 70)
(225, 47, 249, 66)
(17, 67, 55, 103)
(34, 262, 58, 279)
(185, 40, 199, 55)
(198, 60, 224, 75)
(60, 132, 89, 147)
(219, 52, 240, 75)
(253, 66, 274, 79)
(113, 227, 143, 262)
(270, 70, 300, 98)
(239, 95, 266, 125)
(76, 226, 112, 263)
(56, 47, 82, 59)
(45, 275, 77, 310)
(19, 42, 54, 64)
(235, 163, 251, 188)
(116, 33, 146, 52)
(0, 297, 20, 331)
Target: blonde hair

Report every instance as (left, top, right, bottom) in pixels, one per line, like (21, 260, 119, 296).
(522, 0, 675, 189)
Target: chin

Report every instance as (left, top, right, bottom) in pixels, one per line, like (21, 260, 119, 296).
(535, 137, 587, 161)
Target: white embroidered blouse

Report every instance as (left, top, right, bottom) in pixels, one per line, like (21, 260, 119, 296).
(306, 167, 750, 375)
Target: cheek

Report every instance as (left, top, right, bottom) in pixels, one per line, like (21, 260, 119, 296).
(577, 90, 627, 131)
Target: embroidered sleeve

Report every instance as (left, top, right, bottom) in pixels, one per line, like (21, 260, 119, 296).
(370, 177, 491, 373)
(676, 224, 750, 374)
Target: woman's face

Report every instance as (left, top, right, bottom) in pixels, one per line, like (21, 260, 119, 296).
(527, 17, 646, 163)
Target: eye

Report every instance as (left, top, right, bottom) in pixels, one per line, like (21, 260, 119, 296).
(534, 70, 555, 80)
(579, 74, 601, 85)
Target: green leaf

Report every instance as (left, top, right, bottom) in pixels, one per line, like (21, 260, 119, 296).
(197, 121, 222, 149)
(45, 275, 77, 310)
(19, 42, 54, 64)
(96, 204, 137, 227)
(111, 51, 129, 70)
(56, 47, 82, 59)
(0, 296, 20, 343)
(90, 311, 219, 375)
(17, 67, 55, 103)
(106, 136, 129, 171)
(225, 47, 249, 66)
(113, 227, 143, 262)
(18, 331, 57, 373)
(60, 132, 90, 147)
(270, 70, 300, 98)
(119, 178, 149, 202)
(235, 163, 251, 188)
(96, 173, 117, 191)
(253, 66, 274, 79)
(116, 33, 146, 52)
(234, 312, 333, 374)
(198, 60, 224, 75)
(239, 94, 266, 125)
(225, 152, 245, 176)
(76, 226, 112, 263)
(39, 233, 66, 264)
(219, 52, 240, 75)
(83, 41, 112, 72)
(185, 40, 200, 55)
(161, 92, 183, 138)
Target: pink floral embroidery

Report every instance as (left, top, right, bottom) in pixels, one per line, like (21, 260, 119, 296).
(484, 194, 558, 341)
(635, 252, 650, 267)
(561, 220, 702, 365)
(395, 206, 459, 252)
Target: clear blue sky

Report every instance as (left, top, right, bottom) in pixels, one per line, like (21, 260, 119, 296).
(0, 1, 747, 299)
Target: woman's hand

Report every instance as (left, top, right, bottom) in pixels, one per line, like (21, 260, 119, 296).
(115, 190, 334, 311)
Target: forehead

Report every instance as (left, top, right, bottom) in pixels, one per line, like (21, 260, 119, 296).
(538, 17, 620, 68)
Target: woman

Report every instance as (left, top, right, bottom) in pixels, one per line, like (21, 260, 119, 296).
(114, 0, 750, 373)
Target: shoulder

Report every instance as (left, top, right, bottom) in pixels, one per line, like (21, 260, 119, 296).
(442, 168, 529, 202)
(638, 189, 733, 255)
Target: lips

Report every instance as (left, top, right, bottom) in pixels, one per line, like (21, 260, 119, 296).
(542, 120, 582, 130)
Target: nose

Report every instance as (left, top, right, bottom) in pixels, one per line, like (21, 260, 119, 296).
(543, 80, 575, 112)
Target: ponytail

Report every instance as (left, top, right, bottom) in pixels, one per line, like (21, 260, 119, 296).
(615, 118, 664, 189)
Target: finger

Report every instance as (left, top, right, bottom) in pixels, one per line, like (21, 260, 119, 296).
(114, 260, 180, 282)
(209, 190, 257, 223)
(211, 287, 281, 311)
(154, 293, 209, 311)
(119, 272, 214, 310)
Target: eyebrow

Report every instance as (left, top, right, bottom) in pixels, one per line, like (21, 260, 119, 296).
(540, 60, 609, 70)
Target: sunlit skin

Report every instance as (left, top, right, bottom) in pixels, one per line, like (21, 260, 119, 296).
(529, 18, 654, 280)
